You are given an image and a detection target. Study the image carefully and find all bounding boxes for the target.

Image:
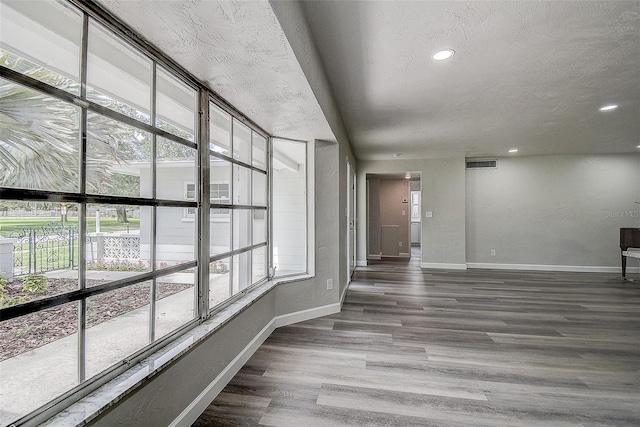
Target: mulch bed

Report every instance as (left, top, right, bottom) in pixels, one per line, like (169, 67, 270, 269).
(0, 277, 191, 361)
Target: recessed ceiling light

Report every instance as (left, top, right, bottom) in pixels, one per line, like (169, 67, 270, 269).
(599, 104, 618, 112)
(392, 153, 401, 158)
(508, 148, 519, 153)
(433, 49, 455, 61)
(405, 173, 411, 179)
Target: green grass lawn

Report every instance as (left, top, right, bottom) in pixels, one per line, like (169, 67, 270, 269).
(0, 217, 140, 237)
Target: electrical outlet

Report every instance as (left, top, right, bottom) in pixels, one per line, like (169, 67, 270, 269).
(399, 241, 402, 247)
(491, 249, 496, 256)
(327, 279, 333, 290)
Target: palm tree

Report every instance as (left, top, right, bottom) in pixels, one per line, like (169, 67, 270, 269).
(0, 54, 80, 191)
(0, 53, 142, 199)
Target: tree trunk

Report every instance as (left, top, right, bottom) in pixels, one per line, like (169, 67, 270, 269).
(116, 206, 128, 223)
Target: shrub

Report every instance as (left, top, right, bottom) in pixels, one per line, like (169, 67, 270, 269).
(1, 295, 25, 308)
(87, 259, 150, 272)
(211, 261, 229, 274)
(22, 274, 48, 294)
(0, 275, 7, 306)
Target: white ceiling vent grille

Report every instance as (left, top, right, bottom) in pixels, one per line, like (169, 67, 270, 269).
(466, 158, 497, 169)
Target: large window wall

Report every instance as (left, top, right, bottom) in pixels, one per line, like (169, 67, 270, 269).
(0, 0, 271, 425)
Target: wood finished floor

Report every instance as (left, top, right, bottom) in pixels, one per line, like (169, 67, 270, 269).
(193, 256, 640, 426)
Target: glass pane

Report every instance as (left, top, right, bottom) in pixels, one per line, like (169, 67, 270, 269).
(86, 112, 152, 198)
(232, 119, 251, 164)
(210, 157, 231, 255)
(272, 139, 307, 275)
(233, 209, 251, 250)
(156, 137, 197, 200)
(209, 258, 231, 309)
(211, 155, 231, 209)
(253, 210, 267, 244)
(210, 103, 231, 157)
(0, 302, 78, 426)
(156, 66, 196, 142)
(0, 0, 82, 94)
(156, 207, 195, 269)
(252, 246, 267, 285)
(0, 78, 80, 192)
(232, 251, 250, 295)
(0, 202, 79, 302)
(155, 271, 196, 339)
(252, 133, 267, 170)
(138, 206, 153, 268)
(233, 165, 251, 206)
(252, 171, 267, 207)
(210, 219, 231, 256)
(87, 20, 151, 124)
(86, 204, 149, 284)
(85, 281, 151, 379)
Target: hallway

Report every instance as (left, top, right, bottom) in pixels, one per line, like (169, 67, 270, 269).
(194, 263, 640, 426)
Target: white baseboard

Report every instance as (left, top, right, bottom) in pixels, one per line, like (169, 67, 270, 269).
(399, 252, 410, 258)
(368, 254, 381, 260)
(274, 302, 341, 328)
(170, 301, 340, 427)
(340, 281, 350, 306)
(420, 262, 468, 270)
(169, 318, 276, 427)
(356, 260, 368, 267)
(466, 263, 639, 273)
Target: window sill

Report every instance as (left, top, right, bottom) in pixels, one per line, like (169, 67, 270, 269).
(181, 217, 230, 223)
(41, 274, 313, 426)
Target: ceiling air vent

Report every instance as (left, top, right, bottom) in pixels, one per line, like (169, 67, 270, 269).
(466, 158, 497, 169)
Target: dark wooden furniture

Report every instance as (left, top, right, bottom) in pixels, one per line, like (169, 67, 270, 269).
(620, 227, 640, 278)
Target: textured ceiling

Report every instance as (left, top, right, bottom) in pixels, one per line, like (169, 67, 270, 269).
(95, 1, 638, 162)
(96, 0, 335, 143)
(300, 0, 640, 160)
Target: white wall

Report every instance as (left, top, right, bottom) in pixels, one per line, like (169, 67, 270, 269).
(466, 154, 640, 270)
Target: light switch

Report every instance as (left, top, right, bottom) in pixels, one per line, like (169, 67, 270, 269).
(425, 211, 433, 218)
(402, 210, 406, 216)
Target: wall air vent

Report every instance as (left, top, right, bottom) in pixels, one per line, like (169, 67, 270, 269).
(465, 158, 497, 169)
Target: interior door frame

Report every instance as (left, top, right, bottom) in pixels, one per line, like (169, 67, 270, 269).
(347, 159, 356, 281)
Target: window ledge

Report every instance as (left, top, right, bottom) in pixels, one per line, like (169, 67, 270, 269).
(41, 274, 313, 426)
(181, 217, 230, 223)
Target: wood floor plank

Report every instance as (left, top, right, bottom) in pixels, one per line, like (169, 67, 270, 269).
(193, 261, 640, 426)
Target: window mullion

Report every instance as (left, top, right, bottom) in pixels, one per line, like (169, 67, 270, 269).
(149, 62, 157, 343)
(199, 89, 210, 317)
(77, 10, 90, 384)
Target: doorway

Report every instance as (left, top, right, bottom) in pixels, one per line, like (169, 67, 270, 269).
(410, 181, 421, 261)
(365, 172, 421, 263)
